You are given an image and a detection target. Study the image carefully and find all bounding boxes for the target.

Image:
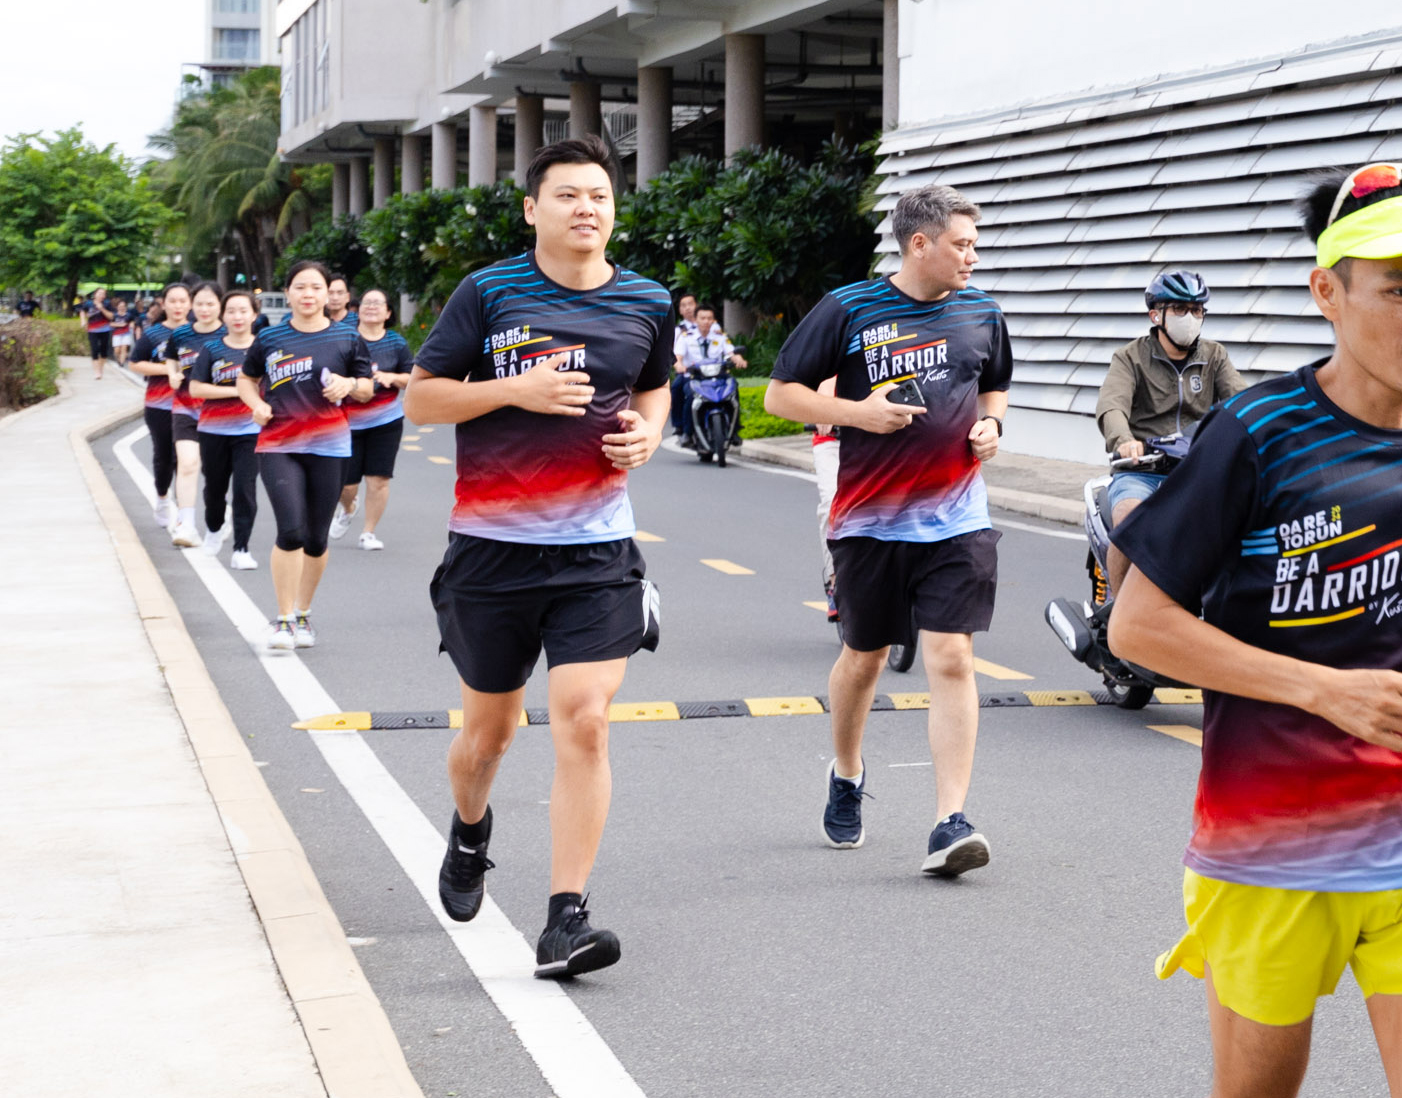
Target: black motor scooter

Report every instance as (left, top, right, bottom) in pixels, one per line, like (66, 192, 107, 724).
(1043, 434, 1190, 708)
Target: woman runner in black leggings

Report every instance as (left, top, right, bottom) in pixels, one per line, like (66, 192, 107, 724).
(237, 259, 372, 650)
(189, 289, 261, 569)
(127, 283, 190, 529)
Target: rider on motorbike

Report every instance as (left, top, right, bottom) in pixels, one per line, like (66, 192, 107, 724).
(1095, 271, 1244, 594)
(672, 303, 747, 448)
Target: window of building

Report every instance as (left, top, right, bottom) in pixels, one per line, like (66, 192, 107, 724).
(281, 0, 328, 128)
(213, 27, 260, 61)
(214, 0, 260, 14)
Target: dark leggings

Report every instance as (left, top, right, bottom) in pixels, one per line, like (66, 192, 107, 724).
(258, 451, 344, 557)
(199, 433, 258, 551)
(144, 407, 176, 497)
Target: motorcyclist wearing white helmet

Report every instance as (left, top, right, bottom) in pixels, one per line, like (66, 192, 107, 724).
(1097, 270, 1244, 593)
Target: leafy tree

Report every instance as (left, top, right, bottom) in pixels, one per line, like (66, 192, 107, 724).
(150, 67, 328, 287)
(358, 183, 533, 306)
(0, 129, 169, 312)
(613, 142, 877, 323)
(275, 213, 370, 287)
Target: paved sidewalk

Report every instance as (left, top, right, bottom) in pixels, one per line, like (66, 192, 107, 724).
(0, 364, 417, 1098)
(742, 433, 1103, 524)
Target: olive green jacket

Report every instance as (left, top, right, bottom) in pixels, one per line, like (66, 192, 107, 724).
(1095, 331, 1244, 454)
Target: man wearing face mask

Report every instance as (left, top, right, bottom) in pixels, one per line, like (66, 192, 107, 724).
(1097, 271, 1243, 595)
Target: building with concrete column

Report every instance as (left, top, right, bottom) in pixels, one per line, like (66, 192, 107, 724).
(273, 0, 1402, 456)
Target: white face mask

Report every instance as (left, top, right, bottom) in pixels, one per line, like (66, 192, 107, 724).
(1160, 310, 1203, 348)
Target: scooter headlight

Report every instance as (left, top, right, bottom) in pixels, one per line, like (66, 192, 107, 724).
(700, 361, 722, 378)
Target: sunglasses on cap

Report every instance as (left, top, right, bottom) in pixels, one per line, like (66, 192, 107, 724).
(1325, 162, 1402, 228)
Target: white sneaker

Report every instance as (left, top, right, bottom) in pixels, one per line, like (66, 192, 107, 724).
(230, 550, 258, 570)
(293, 612, 316, 649)
(267, 618, 296, 650)
(359, 531, 384, 551)
(202, 530, 222, 555)
(329, 500, 357, 540)
(153, 497, 173, 528)
(171, 522, 201, 548)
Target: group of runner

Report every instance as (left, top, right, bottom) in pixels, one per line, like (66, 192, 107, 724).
(128, 267, 414, 646)
(120, 133, 1402, 1093)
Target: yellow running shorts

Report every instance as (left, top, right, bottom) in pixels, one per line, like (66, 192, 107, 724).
(1155, 868, 1402, 1026)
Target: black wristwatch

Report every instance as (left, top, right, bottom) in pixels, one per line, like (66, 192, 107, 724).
(980, 414, 1003, 437)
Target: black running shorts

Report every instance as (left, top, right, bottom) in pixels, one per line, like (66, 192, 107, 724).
(345, 418, 404, 483)
(88, 331, 113, 359)
(430, 534, 656, 693)
(172, 411, 200, 444)
(829, 528, 1001, 651)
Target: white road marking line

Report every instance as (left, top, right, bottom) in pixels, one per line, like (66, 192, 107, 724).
(994, 517, 1082, 541)
(888, 762, 932, 768)
(113, 425, 647, 1098)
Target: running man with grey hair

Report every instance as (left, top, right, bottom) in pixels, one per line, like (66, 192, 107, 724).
(765, 183, 1012, 875)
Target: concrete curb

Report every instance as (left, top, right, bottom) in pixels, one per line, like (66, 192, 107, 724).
(73, 408, 423, 1098)
(740, 437, 1085, 526)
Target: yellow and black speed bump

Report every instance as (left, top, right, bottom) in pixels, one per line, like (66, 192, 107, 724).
(292, 687, 1201, 730)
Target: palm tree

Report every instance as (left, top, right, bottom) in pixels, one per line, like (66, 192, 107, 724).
(150, 68, 326, 287)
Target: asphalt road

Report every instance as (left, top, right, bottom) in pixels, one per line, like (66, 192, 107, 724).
(96, 421, 1390, 1098)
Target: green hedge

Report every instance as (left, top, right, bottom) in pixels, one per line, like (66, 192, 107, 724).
(738, 384, 804, 439)
(0, 319, 61, 407)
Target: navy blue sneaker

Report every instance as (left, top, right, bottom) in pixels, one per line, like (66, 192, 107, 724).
(921, 812, 990, 876)
(822, 760, 868, 849)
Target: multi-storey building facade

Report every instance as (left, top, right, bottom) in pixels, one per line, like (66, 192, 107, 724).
(274, 0, 1402, 459)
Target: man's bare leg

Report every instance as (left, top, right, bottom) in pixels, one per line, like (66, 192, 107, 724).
(1106, 497, 1143, 595)
(828, 645, 887, 778)
(1205, 966, 1312, 1098)
(545, 658, 628, 894)
(920, 631, 978, 819)
(448, 679, 525, 826)
(1367, 993, 1402, 1097)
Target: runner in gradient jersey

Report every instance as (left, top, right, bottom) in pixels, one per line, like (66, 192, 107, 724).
(238, 259, 372, 652)
(1111, 162, 1402, 1095)
(406, 136, 673, 981)
(165, 281, 225, 547)
(332, 287, 415, 550)
(127, 283, 190, 529)
(190, 290, 262, 568)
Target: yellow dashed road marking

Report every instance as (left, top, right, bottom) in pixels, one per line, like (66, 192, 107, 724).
(418, 426, 435, 432)
(973, 658, 1034, 681)
(803, 600, 829, 611)
(1148, 724, 1202, 746)
(428, 455, 453, 465)
(745, 696, 824, 716)
(402, 434, 420, 442)
(1153, 688, 1203, 705)
(701, 558, 755, 575)
(634, 530, 665, 542)
(403, 444, 422, 451)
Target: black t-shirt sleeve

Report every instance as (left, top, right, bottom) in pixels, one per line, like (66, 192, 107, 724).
(1110, 405, 1261, 612)
(771, 295, 847, 387)
(395, 336, 415, 373)
(131, 333, 155, 364)
(979, 312, 1014, 393)
(635, 306, 675, 392)
(416, 277, 484, 380)
(242, 334, 268, 379)
(190, 344, 215, 385)
(347, 334, 373, 379)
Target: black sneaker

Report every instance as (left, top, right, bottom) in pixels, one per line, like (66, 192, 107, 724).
(533, 896, 621, 979)
(822, 759, 868, 849)
(921, 812, 990, 877)
(438, 808, 494, 922)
